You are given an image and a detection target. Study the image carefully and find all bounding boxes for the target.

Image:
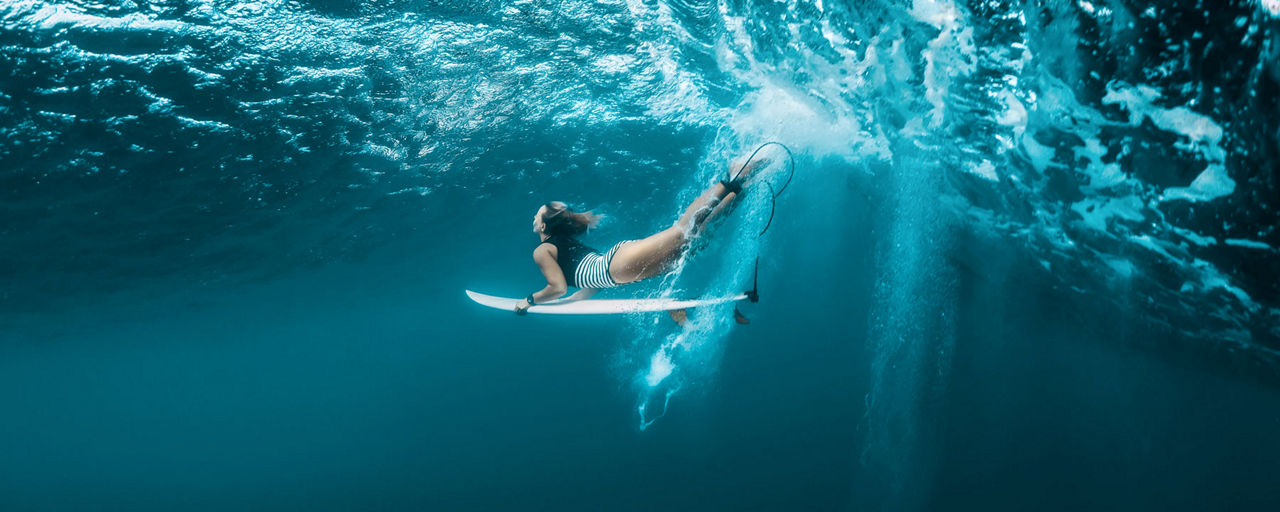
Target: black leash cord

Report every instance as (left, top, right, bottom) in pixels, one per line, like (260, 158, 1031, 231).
(733, 142, 796, 302)
(728, 141, 795, 199)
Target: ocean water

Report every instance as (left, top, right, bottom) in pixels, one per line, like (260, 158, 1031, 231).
(2, 0, 1279, 510)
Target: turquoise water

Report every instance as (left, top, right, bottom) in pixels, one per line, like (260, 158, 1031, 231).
(3, 0, 1279, 509)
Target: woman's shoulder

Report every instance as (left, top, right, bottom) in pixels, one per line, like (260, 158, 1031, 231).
(533, 240, 559, 259)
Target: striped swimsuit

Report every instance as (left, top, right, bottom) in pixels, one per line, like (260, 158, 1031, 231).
(542, 236, 629, 289)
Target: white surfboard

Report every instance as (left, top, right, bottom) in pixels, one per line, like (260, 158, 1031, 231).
(465, 290, 748, 315)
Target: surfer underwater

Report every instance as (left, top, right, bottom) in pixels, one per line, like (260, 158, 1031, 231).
(514, 151, 777, 316)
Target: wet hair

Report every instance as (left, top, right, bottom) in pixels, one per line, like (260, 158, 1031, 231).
(541, 201, 601, 237)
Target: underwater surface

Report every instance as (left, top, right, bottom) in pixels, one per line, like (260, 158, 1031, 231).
(2, 0, 1279, 509)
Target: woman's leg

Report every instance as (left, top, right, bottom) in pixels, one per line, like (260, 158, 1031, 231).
(610, 182, 737, 284)
(676, 182, 738, 236)
(607, 226, 685, 284)
(678, 155, 771, 235)
(609, 155, 771, 284)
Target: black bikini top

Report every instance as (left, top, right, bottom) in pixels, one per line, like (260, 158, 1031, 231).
(538, 235, 598, 288)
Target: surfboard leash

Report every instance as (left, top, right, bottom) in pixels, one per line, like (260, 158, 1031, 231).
(739, 142, 795, 304)
(727, 141, 795, 196)
(725, 142, 795, 309)
(725, 141, 795, 237)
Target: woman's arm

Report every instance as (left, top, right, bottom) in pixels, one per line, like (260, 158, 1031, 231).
(516, 244, 568, 313)
(562, 288, 597, 301)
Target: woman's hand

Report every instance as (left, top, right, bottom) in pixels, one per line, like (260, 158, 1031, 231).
(514, 298, 532, 315)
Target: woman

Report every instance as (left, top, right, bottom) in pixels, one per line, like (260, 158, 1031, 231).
(515, 157, 768, 314)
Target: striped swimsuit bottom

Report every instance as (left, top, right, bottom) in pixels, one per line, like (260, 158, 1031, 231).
(573, 240, 632, 289)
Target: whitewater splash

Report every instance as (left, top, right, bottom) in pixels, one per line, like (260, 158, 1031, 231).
(610, 9, 1276, 508)
(629, 141, 786, 430)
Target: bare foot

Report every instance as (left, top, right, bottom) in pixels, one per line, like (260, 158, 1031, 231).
(668, 309, 689, 326)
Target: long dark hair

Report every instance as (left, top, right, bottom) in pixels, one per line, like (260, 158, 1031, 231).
(542, 201, 601, 237)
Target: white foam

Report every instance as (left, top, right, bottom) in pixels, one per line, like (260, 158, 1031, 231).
(910, 0, 964, 28)
(1129, 234, 1181, 265)
(994, 88, 1028, 139)
(1128, 234, 1260, 313)
(1163, 164, 1235, 202)
(1019, 70, 1261, 331)
(969, 160, 999, 182)
(1171, 226, 1217, 247)
(1071, 196, 1144, 233)
(1022, 134, 1056, 173)
(20, 1, 192, 34)
(1102, 82, 1234, 202)
(644, 348, 673, 387)
(1104, 257, 1136, 278)
(1027, 76, 1132, 194)
(913, 0, 977, 128)
(714, 3, 894, 162)
(1262, 0, 1280, 16)
(728, 85, 885, 162)
(1071, 135, 1126, 190)
(1224, 238, 1273, 250)
(1192, 259, 1261, 312)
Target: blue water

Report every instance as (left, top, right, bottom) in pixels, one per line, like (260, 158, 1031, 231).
(3, 0, 1279, 509)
